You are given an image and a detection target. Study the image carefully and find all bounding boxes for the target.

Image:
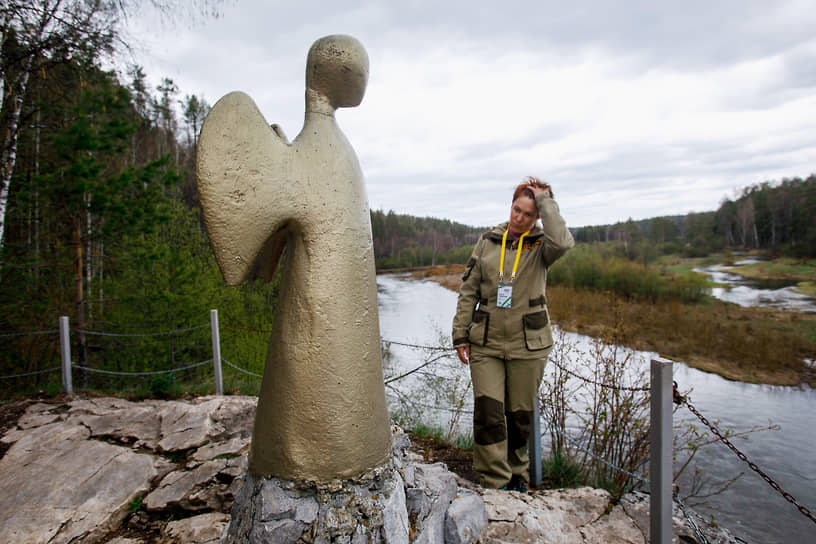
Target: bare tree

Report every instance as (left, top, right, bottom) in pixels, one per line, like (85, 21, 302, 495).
(0, 0, 226, 250)
(0, 0, 120, 250)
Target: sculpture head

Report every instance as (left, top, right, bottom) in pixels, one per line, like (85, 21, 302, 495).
(306, 34, 369, 110)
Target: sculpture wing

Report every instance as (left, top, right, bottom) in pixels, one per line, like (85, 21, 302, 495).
(196, 92, 294, 285)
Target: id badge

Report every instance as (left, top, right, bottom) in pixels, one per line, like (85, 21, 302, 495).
(497, 283, 513, 309)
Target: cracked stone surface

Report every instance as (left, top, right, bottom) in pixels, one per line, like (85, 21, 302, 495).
(0, 397, 741, 544)
(0, 396, 255, 544)
(479, 487, 741, 544)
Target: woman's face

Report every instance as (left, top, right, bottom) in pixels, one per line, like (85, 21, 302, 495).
(508, 195, 538, 234)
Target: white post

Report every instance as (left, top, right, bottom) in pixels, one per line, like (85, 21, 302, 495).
(650, 358, 673, 544)
(211, 309, 223, 395)
(59, 316, 72, 394)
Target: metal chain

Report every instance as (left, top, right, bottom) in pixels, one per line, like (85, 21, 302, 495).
(673, 382, 816, 526)
(673, 492, 710, 544)
(548, 357, 650, 392)
(72, 360, 211, 376)
(0, 366, 61, 379)
(222, 358, 263, 378)
(383, 339, 456, 352)
(541, 410, 649, 485)
(0, 329, 59, 338)
(385, 391, 473, 415)
(77, 324, 209, 337)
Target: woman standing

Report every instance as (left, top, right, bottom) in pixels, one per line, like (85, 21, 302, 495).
(452, 177, 574, 491)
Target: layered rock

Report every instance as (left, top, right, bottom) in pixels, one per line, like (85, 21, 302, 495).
(222, 426, 487, 544)
(0, 396, 742, 544)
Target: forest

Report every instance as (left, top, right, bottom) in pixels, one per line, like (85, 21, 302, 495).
(570, 176, 816, 260)
(0, 0, 276, 396)
(371, 176, 816, 269)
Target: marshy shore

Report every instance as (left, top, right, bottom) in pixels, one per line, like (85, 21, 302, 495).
(401, 263, 816, 387)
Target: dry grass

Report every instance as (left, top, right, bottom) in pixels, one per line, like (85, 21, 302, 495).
(546, 286, 816, 387)
(408, 264, 465, 292)
(412, 266, 816, 387)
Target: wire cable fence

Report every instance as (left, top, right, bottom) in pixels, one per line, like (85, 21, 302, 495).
(673, 383, 816, 527)
(222, 358, 263, 378)
(76, 324, 209, 338)
(0, 366, 61, 380)
(540, 409, 649, 487)
(387, 339, 816, 531)
(72, 360, 212, 377)
(0, 329, 59, 338)
(4, 316, 813, 533)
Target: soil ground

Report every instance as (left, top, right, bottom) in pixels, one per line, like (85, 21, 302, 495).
(407, 432, 479, 485)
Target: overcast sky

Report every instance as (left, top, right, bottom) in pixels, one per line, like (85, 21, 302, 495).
(127, 0, 816, 228)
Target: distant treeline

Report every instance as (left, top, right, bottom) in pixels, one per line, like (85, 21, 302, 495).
(370, 210, 484, 269)
(371, 175, 816, 271)
(573, 175, 816, 259)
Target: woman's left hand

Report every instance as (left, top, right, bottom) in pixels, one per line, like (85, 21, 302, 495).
(455, 345, 470, 365)
(529, 184, 552, 198)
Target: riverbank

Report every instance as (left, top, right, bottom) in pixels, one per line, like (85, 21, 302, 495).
(405, 264, 816, 387)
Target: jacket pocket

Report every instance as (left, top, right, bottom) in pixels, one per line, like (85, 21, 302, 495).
(468, 309, 490, 347)
(523, 310, 553, 351)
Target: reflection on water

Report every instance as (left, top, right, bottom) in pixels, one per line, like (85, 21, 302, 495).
(695, 260, 816, 313)
(377, 273, 816, 544)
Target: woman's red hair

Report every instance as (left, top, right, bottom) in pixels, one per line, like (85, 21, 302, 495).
(512, 176, 553, 203)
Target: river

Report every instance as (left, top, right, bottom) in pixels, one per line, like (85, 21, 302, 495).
(695, 258, 816, 313)
(377, 273, 816, 544)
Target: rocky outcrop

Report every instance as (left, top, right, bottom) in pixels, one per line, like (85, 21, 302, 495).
(0, 396, 255, 544)
(479, 487, 737, 544)
(222, 426, 487, 544)
(0, 396, 742, 544)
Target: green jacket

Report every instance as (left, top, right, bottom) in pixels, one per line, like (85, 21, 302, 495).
(452, 193, 574, 359)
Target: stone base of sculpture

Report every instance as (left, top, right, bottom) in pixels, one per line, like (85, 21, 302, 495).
(222, 426, 487, 544)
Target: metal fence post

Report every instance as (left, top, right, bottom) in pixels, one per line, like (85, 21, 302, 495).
(59, 316, 72, 394)
(210, 309, 223, 395)
(529, 396, 542, 487)
(650, 358, 673, 544)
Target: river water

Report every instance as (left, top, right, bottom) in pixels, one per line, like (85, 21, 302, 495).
(695, 258, 816, 313)
(377, 273, 816, 544)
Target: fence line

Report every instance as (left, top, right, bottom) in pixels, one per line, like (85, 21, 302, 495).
(0, 366, 61, 380)
(76, 324, 209, 337)
(384, 339, 456, 352)
(540, 410, 649, 486)
(71, 360, 211, 377)
(7, 313, 812, 535)
(675, 384, 816, 527)
(0, 329, 59, 338)
(385, 390, 474, 415)
(222, 358, 263, 378)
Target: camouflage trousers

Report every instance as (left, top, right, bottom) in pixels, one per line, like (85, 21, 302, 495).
(469, 352, 547, 489)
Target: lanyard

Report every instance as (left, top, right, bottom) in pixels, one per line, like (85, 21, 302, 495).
(499, 228, 529, 282)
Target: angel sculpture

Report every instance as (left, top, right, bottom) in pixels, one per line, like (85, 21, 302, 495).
(196, 35, 391, 481)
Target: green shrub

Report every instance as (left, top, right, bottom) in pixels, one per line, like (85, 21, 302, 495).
(541, 450, 585, 489)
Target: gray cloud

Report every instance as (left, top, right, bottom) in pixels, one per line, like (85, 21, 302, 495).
(129, 1, 816, 228)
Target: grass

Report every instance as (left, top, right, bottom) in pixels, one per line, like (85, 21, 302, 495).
(418, 257, 816, 387)
(723, 257, 816, 281)
(798, 281, 816, 297)
(541, 450, 585, 489)
(546, 285, 816, 386)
